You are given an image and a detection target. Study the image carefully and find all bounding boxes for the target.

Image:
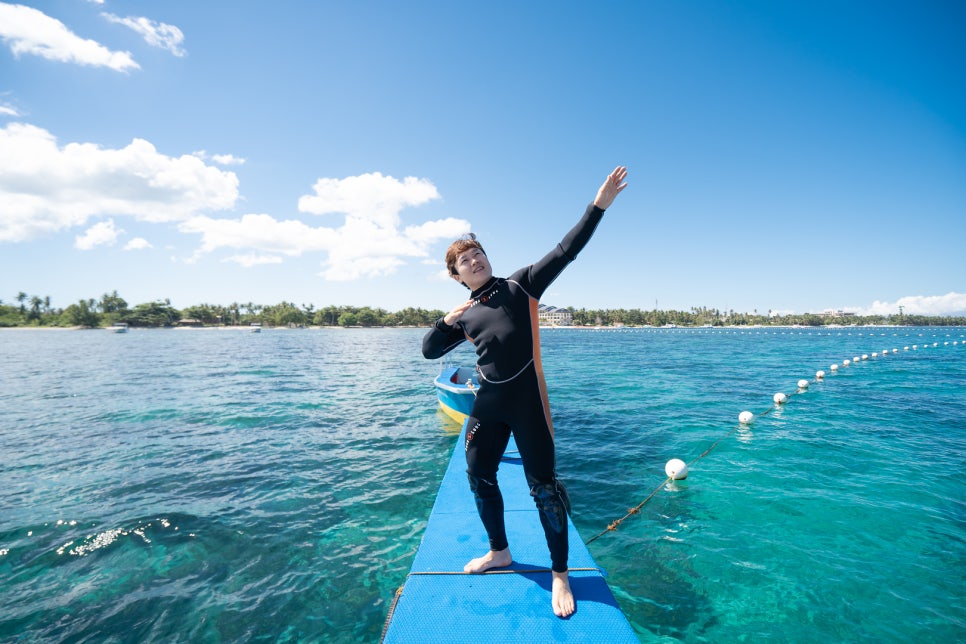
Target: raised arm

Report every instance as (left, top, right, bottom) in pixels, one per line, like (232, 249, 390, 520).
(521, 166, 629, 298)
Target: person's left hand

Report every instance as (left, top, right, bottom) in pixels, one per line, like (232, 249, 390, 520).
(593, 166, 628, 210)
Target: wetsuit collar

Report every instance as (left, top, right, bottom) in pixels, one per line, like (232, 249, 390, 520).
(471, 277, 499, 300)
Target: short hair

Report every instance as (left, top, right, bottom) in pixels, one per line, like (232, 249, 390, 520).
(445, 233, 486, 277)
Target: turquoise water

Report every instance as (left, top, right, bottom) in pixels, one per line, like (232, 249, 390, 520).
(1, 327, 963, 642)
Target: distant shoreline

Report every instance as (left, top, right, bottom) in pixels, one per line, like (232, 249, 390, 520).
(3, 324, 965, 332)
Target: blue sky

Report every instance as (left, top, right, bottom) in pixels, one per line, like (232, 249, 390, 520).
(1, 0, 964, 316)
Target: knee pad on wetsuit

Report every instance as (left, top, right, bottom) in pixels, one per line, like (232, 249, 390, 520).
(529, 480, 571, 513)
(467, 472, 499, 497)
(530, 482, 568, 533)
(557, 480, 571, 514)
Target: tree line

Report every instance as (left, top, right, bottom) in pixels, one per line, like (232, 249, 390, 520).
(2, 291, 964, 329)
(0, 291, 446, 328)
(569, 306, 966, 328)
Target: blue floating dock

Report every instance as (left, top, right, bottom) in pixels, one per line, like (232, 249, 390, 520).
(382, 422, 638, 642)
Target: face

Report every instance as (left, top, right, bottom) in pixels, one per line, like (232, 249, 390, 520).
(451, 247, 492, 291)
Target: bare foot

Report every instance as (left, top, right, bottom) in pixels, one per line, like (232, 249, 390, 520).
(463, 547, 512, 573)
(551, 570, 575, 618)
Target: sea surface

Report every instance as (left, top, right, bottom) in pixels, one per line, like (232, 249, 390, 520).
(1, 326, 963, 643)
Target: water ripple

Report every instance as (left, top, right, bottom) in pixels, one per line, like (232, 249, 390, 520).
(1, 327, 963, 641)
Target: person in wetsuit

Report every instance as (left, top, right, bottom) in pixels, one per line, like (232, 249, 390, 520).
(421, 166, 628, 618)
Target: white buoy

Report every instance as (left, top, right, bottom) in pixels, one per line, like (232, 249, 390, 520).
(798, 379, 809, 389)
(739, 411, 754, 424)
(830, 364, 838, 371)
(853, 356, 860, 363)
(816, 370, 825, 379)
(773, 392, 787, 404)
(904, 346, 909, 351)
(872, 352, 878, 358)
(665, 458, 688, 480)
(862, 354, 868, 360)
(843, 359, 851, 367)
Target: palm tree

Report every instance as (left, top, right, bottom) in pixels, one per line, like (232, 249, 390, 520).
(28, 295, 43, 321)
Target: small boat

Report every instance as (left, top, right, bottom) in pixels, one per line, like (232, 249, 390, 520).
(250, 323, 262, 333)
(381, 420, 637, 642)
(109, 322, 129, 333)
(433, 366, 478, 423)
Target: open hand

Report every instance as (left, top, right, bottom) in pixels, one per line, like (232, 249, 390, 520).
(593, 166, 628, 210)
(443, 300, 474, 326)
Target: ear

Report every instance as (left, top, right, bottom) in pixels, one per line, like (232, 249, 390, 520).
(450, 272, 464, 286)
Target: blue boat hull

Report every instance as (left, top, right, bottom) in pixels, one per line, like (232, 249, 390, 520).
(434, 366, 478, 424)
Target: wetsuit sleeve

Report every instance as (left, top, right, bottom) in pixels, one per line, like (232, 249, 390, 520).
(520, 203, 605, 299)
(422, 318, 466, 359)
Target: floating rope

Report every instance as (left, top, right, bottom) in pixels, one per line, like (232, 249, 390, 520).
(585, 476, 673, 545)
(585, 335, 963, 545)
(380, 586, 405, 642)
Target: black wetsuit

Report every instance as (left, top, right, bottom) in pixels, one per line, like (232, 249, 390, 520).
(422, 203, 605, 573)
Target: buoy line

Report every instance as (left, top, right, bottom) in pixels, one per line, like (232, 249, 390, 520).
(584, 335, 963, 545)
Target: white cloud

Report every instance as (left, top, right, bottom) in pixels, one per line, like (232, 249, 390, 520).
(180, 173, 470, 280)
(0, 3, 138, 71)
(0, 104, 19, 117)
(299, 172, 440, 228)
(102, 12, 186, 57)
(322, 255, 406, 281)
(124, 237, 152, 250)
(223, 253, 284, 267)
(0, 124, 468, 280)
(434, 267, 454, 282)
(854, 292, 966, 317)
(308, 176, 467, 279)
(180, 213, 338, 256)
(405, 218, 471, 244)
(0, 122, 240, 242)
(75, 219, 121, 250)
(211, 153, 244, 166)
(192, 150, 246, 166)
(313, 215, 469, 280)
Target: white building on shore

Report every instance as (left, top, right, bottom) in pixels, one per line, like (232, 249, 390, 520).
(538, 304, 572, 326)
